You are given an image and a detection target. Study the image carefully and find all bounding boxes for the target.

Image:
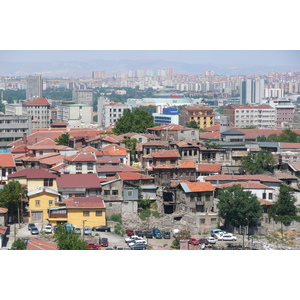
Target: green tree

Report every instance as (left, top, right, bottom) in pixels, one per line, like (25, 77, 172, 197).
(217, 184, 263, 229)
(10, 238, 27, 250)
(186, 120, 198, 129)
(55, 133, 70, 146)
(122, 138, 138, 162)
(0, 180, 26, 216)
(240, 150, 277, 174)
(113, 109, 154, 135)
(53, 226, 87, 250)
(171, 229, 191, 249)
(268, 184, 299, 231)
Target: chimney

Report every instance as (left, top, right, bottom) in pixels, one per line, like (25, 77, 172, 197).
(22, 133, 27, 144)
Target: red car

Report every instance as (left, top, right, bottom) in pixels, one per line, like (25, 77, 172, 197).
(87, 242, 101, 249)
(126, 229, 134, 236)
(199, 238, 209, 245)
(188, 238, 200, 245)
(100, 238, 108, 247)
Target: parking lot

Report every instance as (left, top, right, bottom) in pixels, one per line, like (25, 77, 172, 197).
(3, 222, 249, 250)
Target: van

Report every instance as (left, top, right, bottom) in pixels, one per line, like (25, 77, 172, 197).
(210, 229, 223, 237)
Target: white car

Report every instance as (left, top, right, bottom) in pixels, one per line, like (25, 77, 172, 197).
(128, 239, 147, 247)
(125, 235, 142, 243)
(207, 237, 216, 244)
(219, 234, 237, 241)
(44, 225, 52, 234)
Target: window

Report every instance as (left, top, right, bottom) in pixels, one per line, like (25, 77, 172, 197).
(35, 200, 40, 206)
(96, 211, 102, 216)
(200, 218, 205, 224)
(83, 211, 90, 217)
(211, 218, 217, 223)
(76, 163, 82, 170)
(44, 178, 53, 187)
(127, 190, 133, 197)
(49, 200, 53, 206)
(104, 190, 110, 195)
(269, 193, 273, 200)
(263, 192, 266, 199)
(112, 190, 118, 195)
(87, 163, 93, 170)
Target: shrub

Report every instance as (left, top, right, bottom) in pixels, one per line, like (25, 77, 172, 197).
(109, 214, 122, 224)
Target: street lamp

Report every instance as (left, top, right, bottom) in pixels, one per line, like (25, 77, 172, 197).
(82, 220, 87, 239)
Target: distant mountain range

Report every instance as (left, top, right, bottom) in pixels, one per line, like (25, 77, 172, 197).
(0, 59, 299, 77)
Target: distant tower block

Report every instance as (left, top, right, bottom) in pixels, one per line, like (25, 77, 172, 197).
(220, 116, 230, 133)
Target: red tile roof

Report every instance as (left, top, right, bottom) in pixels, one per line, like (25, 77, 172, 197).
(23, 97, 50, 106)
(217, 181, 272, 190)
(63, 196, 105, 209)
(65, 152, 96, 162)
(8, 168, 58, 179)
(56, 174, 101, 189)
(0, 225, 8, 235)
(280, 143, 300, 149)
(151, 150, 180, 158)
(117, 172, 153, 180)
(197, 164, 222, 173)
(184, 181, 215, 192)
(148, 124, 185, 131)
(0, 153, 16, 168)
(177, 160, 197, 168)
(0, 207, 8, 214)
(204, 174, 282, 183)
(26, 238, 58, 250)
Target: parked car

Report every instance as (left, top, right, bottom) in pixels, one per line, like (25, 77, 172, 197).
(207, 237, 216, 244)
(153, 228, 162, 239)
(211, 229, 224, 237)
(44, 225, 52, 234)
(64, 222, 73, 232)
(125, 235, 142, 244)
(113, 245, 124, 250)
(126, 229, 134, 236)
(130, 243, 146, 250)
(100, 238, 108, 247)
(31, 227, 39, 235)
(163, 230, 171, 239)
(92, 225, 111, 232)
(199, 238, 209, 245)
(144, 231, 153, 238)
(73, 227, 81, 234)
(28, 223, 35, 231)
(84, 226, 92, 235)
(188, 238, 200, 245)
(135, 230, 144, 237)
(219, 234, 237, 241)
(128, 239, 147, 247)
(86, 242, 101, 249)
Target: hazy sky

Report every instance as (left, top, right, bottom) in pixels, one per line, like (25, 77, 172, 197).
(0, 50, 299, 67)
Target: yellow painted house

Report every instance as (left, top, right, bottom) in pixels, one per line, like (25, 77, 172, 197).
(27, 187, 61, 224)
(63, 197, 106, 228)
(9, 169, 106, 228)
(8, 169, 58, 192)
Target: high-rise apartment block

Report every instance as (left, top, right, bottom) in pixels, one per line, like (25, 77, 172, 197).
(224, 104, 276, 129)
(98, 100, 131, 129)
(179, 105, 215, 129)
(240, 78, 265, 104)
(92, 71, 106, 80)
(25, 74, 43, 100)
(22, 97, 51, 129)
(72, 89, 94, 105)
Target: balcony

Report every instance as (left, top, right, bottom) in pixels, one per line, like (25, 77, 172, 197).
(49, 212, 68, 219)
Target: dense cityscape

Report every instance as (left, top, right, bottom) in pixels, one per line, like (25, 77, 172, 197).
(1, 53, 300, 253)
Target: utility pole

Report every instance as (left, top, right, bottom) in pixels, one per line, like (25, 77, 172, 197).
(82, 220, 86, 240)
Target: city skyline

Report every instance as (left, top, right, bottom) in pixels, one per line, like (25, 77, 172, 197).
(1, 50, 299, 66)
(0, 50, 299, 77)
